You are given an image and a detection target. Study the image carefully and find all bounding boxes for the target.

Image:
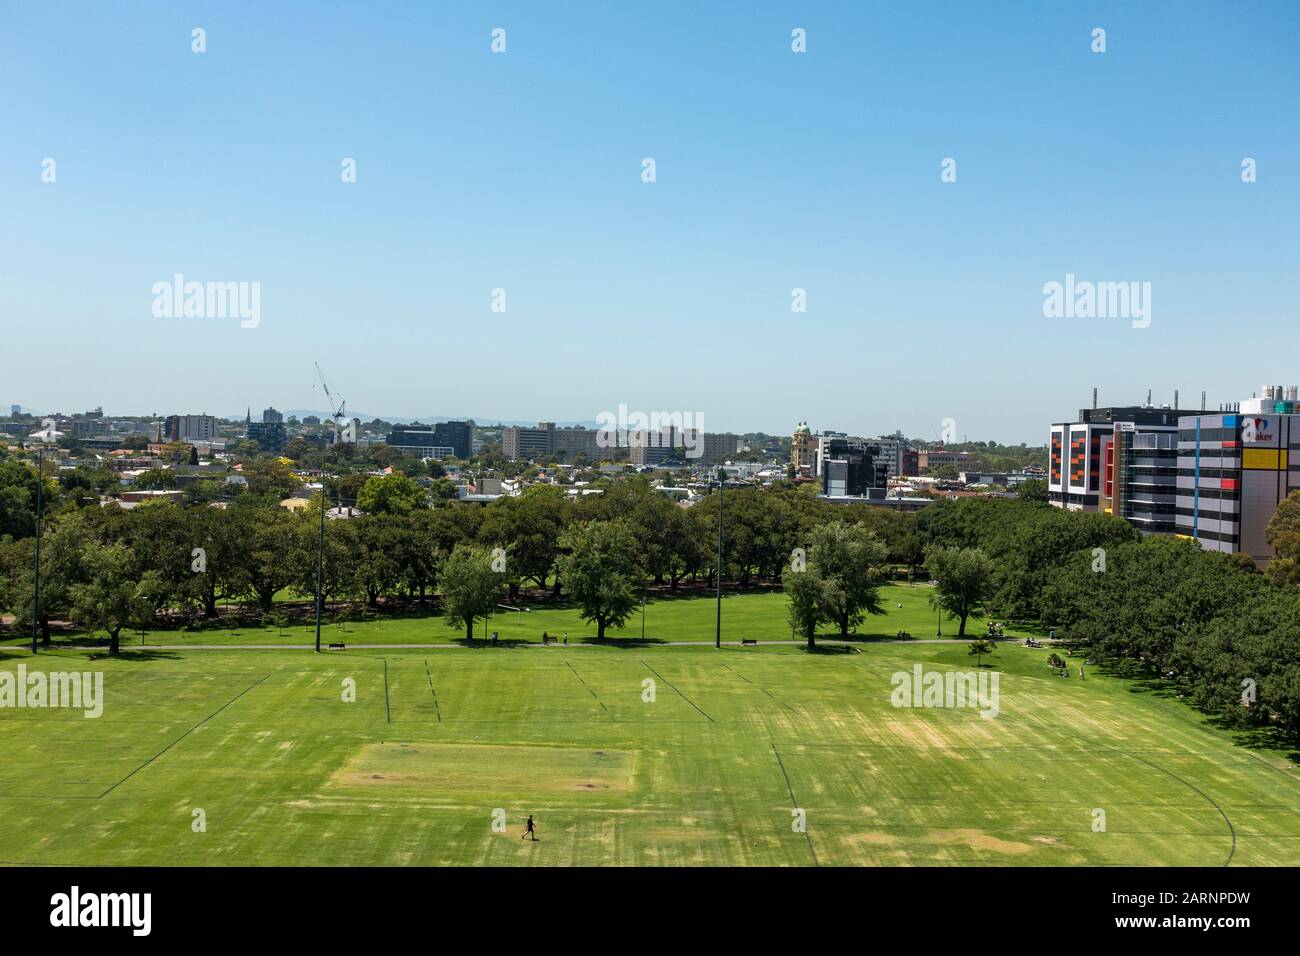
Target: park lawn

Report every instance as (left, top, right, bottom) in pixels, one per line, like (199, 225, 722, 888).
(1, 583, 1041, 648)
(1, 638, 1297, 866)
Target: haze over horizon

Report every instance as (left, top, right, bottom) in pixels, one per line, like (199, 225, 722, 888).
(4, 1, 1297, 446)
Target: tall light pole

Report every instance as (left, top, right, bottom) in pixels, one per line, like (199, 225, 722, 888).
(715, 467, 724, 649)
(315, 441, 326, 653)
(31, 443, 46, 654)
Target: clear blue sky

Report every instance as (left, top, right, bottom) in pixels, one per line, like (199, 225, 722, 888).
(3, 1, 1297, 444)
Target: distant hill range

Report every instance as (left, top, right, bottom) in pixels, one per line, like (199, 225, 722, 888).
(274, 410, 600, 429)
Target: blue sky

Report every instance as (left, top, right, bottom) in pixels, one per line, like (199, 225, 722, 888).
(2, 1, 1297, 444)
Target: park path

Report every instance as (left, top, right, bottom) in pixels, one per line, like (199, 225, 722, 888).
(3, 637, 1056, 652)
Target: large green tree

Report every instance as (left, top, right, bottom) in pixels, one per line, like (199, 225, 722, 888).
(784, 566, 835, 650)
(925, 545, 994, 637)
(554, 520, 642, 639)
(68, 541, 157, 655)
(807, 521, 887, 638)
(439, 543, 507, 640)
(356, 473, 428, 516)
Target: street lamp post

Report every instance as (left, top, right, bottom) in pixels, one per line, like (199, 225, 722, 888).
(31, 444, 46, 654)
(315, 444, 326, 653)
(715, 467, 724, 649)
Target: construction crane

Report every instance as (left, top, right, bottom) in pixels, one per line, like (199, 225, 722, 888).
(314, 362, 348, 444)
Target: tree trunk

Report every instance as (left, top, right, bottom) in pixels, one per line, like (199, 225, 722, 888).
(806, 629, 816, 651)
(40, 615, 51, 647)
(109, 628, 121, 656)
(464, 618, 474, 641)
(958, 612, 968, 637)
(597, 618, 606, 640)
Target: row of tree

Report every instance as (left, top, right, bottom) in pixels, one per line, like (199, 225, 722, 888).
(918, 493, 1300, 743)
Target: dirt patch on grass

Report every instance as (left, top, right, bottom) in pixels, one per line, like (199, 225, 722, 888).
(330, 742, 636, 796)
(931, 828, 1034, 855)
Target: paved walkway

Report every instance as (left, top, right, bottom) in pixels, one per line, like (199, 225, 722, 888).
(5, 637, 1055, 652)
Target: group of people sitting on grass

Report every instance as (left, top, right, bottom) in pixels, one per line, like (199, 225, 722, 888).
(984, 622, 1006, 639)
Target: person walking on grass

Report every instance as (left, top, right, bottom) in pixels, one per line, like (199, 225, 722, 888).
(522, 814, 537, 841)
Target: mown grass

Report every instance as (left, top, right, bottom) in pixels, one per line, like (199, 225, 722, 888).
(1, 583, 1044, 647)
(2, 632, 1298, 866)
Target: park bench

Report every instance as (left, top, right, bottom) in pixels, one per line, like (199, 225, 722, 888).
(741, 638, 758, 646)
(542, 635, 558, 645)
(328, 642, 346, 651)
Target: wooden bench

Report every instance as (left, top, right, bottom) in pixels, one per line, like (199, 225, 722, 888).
(542, 635, 558, 645)
(328, 642, 346, 651)
(741, 638, 758, 646)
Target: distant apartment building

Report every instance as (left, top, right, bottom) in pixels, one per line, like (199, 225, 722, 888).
(66, 417, 108, 438)
(869, 432, 908, 479)
(700, 430, 741, 463)
(1048, 404, 1181, 533)
(901, 448, 920, 477)
(918, 448, 976, 472)
(622, 427, 740, 466)
(502, 421, 602, 462)
(792, 423, 908, 481)
(387, 421, 474, 460)
(162, 414, 219, 443)
(1176, 385, 1300, 565)
(1040, 403, 1185, 530)
(819, 436, 889, 498)
(247, 408, 287, 454)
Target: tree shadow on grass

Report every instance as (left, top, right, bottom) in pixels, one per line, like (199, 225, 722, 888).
(95, 649, 184, 662)
(803, 642, 863, 656)
(571, 636, 669, 649)
(451, 638, 532, 649)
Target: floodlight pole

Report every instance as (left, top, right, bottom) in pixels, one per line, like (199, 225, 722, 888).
(31, 444, 45, 654)
(715, 467, 724, 649)
(315, 444, 326, 653)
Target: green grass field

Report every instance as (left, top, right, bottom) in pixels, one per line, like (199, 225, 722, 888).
(1, 582, 1043, 648)
(3, 590, 1299, 866)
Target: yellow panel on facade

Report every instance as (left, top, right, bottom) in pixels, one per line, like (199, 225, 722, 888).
(1243, 448, 1288, 470)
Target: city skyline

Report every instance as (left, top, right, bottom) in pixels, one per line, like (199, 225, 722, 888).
(4, 2, 1298, 444)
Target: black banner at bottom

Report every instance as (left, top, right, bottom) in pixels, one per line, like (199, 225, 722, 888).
(0, 865, 1278, 942)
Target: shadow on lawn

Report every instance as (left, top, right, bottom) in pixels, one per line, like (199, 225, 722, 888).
(94, 649, 184, 662)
